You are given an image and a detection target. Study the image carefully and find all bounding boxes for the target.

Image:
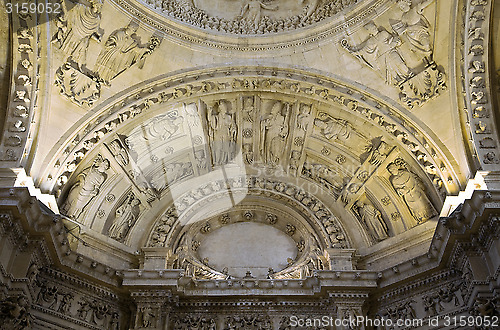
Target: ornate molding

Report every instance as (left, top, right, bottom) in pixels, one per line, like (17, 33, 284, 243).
(41, 67, 460, 201)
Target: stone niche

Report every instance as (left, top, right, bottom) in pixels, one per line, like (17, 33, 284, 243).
(197, 221, 298, 278)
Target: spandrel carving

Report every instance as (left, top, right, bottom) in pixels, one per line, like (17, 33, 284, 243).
(107, 193, 141, 241)
(342, 21, 412, 85)
(61, 155, 110, 220)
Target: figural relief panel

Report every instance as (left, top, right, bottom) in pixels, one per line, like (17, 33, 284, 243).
(342, 0, 446, 108)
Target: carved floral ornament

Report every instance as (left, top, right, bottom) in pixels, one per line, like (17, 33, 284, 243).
(42, 68, 459, 198)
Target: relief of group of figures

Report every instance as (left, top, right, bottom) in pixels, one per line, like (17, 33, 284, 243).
(59, 92, 437, 246)
(52, 0, 160, 106)
(342, 0, 446, 107)
(145, 0, 359, 35)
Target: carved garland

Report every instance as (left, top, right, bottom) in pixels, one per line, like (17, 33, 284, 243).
(43, 69, 459, 199)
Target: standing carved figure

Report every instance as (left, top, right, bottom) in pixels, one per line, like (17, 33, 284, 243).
(355, 201, 389, 242)
(207, 101, 237, 166)
(260, 102, 289, 165)
(95, 24, 150, 85)
(391, 0, 434, 61)
(52, 0, 103, 65)
(239, 0, 278, 26)
(62, 156, 110, 220)
(387, 160, 437, 223)
(108, 194, 141, 241)
(342, 21, 411, 85)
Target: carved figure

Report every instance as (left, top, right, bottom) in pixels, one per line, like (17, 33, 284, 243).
(62, 155, 110, 219)
(242, 97, 255, 122)
(387, 160, 437, 223)
(342, 21, 411, 85)
(207, 101, 238, 166)
(141, 306, 155, 327)
(95, 24, 152, 85)
(260, 102, 290, 165)
(52, 0, 103, 65)
(239, 0, 278, 26)
(108, 194, 141, 241)
(354, 201, 389, 242)
(314, 113, 351, 140)
(367, 140, 392, 166)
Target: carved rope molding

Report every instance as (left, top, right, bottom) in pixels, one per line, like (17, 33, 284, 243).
(109, 0, 393, 53)
(462, 0, 500, 168)
(0, 8, 42, 166)
(40, 67, 461, 198)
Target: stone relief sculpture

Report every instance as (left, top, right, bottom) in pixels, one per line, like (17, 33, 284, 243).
(95, 23, 159, 85)
(238, 0, 278, 26)
(150, 162, 193, 192)
(342, 21, 411, 85)
(107, 139, 129, 167)
(144, 0, 358, 34)
(354, 200, 389, 242)
(61, 155, 110, 219)
(125, 111, 183, 155)
(242, 96, 255, 122)
(260, 101, 290, 166)
(107, 193, 141, 241)
(387, 159, 437, 223)
(52, 0, 103, 65)
(55, 62, 101, 107)
(365, 140, 392, 166)
(341, 2, 446, 108)
(296, 103, 311, 131)
(0, 295, 31, 330)
(391, 0, 434, 62)
(313, 112, 351, 140)
(207, 101, 238, 166)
